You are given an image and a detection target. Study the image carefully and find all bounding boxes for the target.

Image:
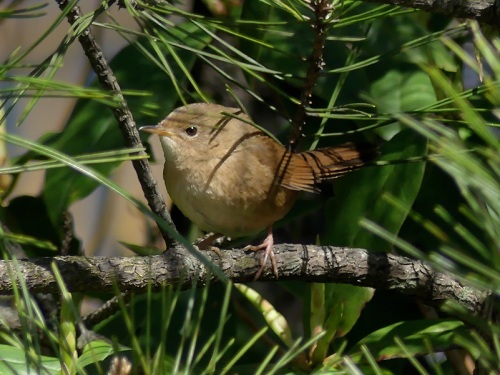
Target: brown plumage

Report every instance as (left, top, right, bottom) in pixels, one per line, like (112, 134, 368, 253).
(141, 103, 376, 279)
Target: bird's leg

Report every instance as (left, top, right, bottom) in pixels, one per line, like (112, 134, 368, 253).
(243, 227, 278, 280)
(195, 233, 225, 257)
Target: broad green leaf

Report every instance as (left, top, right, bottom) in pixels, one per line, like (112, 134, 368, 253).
(0, 345, 61, 375)
(42, 22, 213, 226)
(324, 128, 427, 251)
(369, 69, 437, 114)
(325, 285, 375, 339)
(311, 284, 374, 364)
(348, 319, 468, 362)
(78, 340, 130, 368)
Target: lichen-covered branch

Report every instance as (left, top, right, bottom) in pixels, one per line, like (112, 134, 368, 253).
(0, 245, 487, 314)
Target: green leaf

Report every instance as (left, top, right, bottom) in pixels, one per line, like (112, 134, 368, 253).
(324, 129, 427, 251)
(311, 284, 374, 364)
(0, 345, 61, 375)
(325, 285, 375, 339)
(348, 319, 468, 362)
(78, 340, 129, 368)
(369, 69, 437, 114)
(42, 22, 212, 226)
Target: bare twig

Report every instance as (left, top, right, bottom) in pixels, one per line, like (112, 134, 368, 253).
(55, 0, 177, 246)
(83, 290, 134, 327)
(0, 245, 487, 314)
(289, 0, 332, 151)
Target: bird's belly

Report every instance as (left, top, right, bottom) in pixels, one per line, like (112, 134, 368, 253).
(165, 172, 295, 238)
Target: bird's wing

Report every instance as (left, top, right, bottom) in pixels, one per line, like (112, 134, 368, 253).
(278, 143, 377, 193)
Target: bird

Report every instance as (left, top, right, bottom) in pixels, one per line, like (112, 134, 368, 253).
(140, 103, 376, 279)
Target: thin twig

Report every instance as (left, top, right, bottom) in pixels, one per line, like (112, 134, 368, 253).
(82, 291, 134, 327)
(289, 0, 333, 151)
(55, 0, 177, 246)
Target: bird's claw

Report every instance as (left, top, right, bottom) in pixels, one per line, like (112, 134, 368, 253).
(195, 233, 224, 258)
(243, 229, 278, 280)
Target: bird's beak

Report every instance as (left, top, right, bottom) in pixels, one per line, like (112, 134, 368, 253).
(139, 125, 173, 137)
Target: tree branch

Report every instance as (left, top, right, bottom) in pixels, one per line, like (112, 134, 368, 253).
(289, 0, 332, 151)
(55, 0, 177, 245)
(0, 245, 487, 314)
(363, 0, 500, 26)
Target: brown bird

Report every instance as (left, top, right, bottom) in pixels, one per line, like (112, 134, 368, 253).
(141, 103, 376, 279)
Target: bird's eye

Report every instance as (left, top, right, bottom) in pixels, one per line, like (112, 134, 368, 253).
(185, 126, 198, 137)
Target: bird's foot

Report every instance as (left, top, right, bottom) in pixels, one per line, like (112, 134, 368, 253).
(243, 228, 278, 280)
(195, 233, 225, 258)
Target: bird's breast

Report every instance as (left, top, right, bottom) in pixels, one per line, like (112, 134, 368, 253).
(163, 153, 296, 237)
